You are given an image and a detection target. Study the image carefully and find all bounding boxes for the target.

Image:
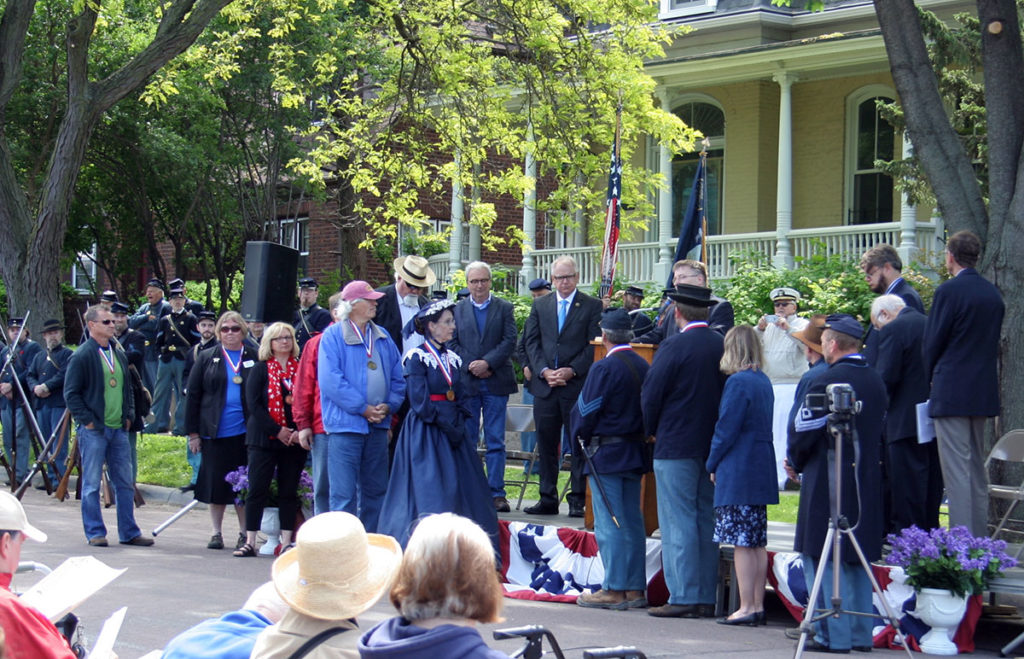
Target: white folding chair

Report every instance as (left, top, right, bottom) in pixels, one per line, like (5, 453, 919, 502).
(986, 429, 1024, 558)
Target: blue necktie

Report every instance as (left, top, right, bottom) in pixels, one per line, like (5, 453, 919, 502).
(558, 299, 568, 332)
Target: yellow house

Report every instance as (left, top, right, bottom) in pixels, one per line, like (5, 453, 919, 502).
(427, 0, 964, 291)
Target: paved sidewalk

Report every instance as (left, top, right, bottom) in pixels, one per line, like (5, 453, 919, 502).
(10, 485, 1024, 658)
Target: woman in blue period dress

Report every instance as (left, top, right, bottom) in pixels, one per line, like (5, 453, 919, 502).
(378, 300, 499, 549)
(705, 324, 778, 626)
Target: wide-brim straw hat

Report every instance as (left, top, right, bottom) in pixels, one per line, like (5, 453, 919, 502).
(393, 255, 437, 288)
(792, 314, 828, 354)
(272, 511, 402, 620)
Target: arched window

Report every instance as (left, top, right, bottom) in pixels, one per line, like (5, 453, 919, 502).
(672, 100, 724, 236)
(846, 89, 896, 225)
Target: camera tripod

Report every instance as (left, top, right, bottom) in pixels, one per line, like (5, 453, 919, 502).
(793, 409, 914, 659)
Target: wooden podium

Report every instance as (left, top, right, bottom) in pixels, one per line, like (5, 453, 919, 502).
(583, 341, 659, 536)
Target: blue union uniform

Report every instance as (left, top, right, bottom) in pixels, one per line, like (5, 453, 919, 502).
(570, 343, 650, 593)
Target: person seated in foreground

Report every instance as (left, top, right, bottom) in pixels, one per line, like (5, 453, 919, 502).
(359, 513, 511, 659)
(161, 582, 289, 659)
(0, 491, 76, 659)
(252, 511, 402, 658)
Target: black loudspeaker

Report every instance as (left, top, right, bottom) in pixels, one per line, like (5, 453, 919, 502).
(240, 241, 299, 325)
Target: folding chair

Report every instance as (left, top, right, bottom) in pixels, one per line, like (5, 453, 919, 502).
(985, 428, 1024, 558)
(502, 403, 539, 510)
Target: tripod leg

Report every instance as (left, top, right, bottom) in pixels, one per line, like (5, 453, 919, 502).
(845, 532, 915, 658)
(794, 526, 835, 659)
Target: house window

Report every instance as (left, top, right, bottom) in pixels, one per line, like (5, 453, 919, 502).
(659, 0, 717, 20)
(672, 101, 725, 238)
(846, 91, 896, 225)
(72, 246, 97, 294)
(279, 217, 309, 273)
(399, 217, 458, 260)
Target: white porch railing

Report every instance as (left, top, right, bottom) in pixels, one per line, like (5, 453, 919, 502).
(427, 222, 941, 289)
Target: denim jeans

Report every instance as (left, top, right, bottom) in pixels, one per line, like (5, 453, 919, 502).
(36, 407, 70, 482)
(591, 472, 646, 591)
(142, 355, 158, 397)
(464, 393, 508, 498)
(327, 429, 388, 532)
(654, 458, 718, 605)
(801, 555, 878, 650)
(148, 358, 186, 434)
(311, 432, 330, 516)
(1, 406, 31, 482)
(79, 425, 141, 543)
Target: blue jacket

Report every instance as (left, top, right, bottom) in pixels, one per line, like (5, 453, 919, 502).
(317, 320, 405, 434)
(161, 609, 271, 659)
(0, 338, 42, 411)
(570, 346, 649, 475)
(64, 338, 135, 429)
(706, 369, 779, 507)
(358, 617, 510, 659)
(641, 324, 725, 460)
(27, 344, 72, 410)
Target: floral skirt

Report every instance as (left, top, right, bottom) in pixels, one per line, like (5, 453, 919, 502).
(714, 504, 767, 547)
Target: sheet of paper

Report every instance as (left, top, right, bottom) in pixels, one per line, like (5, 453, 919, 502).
(916, 400, 936, 444)
(19, 555, 125, 622)
(86, 606, 126, 659)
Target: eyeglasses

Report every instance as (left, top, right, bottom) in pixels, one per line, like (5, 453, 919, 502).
(552, 274, 577, 281)
(220, 326, 243, 333)
(468, 278, 490, 285)
(92, 319, 114, 326)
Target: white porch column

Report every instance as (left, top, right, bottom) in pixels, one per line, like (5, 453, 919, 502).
(772, 71, 795, 270)
(468, 164, 482, 262)
(656, 89, 675, 286)
(897, 131, 918, 265)
(448, 151, 465, 277)
(520, 125, 537, 293)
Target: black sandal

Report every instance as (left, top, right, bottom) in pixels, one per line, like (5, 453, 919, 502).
(233, 542, 257, 557)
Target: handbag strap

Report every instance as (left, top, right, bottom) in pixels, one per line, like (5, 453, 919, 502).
(286, 626, 351, 659)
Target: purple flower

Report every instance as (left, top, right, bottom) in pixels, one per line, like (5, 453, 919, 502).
(885, 524, 1016, 597)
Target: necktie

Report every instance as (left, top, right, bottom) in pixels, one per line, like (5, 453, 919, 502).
(558, 299, 568, 332)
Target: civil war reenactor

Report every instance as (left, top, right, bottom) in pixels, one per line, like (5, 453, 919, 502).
(112, 300, 148, 481)
(572, 308, 651, 610)
(622, 285, 653, 335)
(293, 277, 331, 351)
(148, 286, 199, 436)
(129, 277, 171, 393)
(26, 319, 73, 485)
(99, 290, 118, 310)
(1, 318, 42, 485)
(168, 278, 205, 316)
(181, 309, 218, 492)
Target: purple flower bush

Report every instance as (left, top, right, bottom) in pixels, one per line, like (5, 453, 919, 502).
(225, 466, 315, 508)
(885, 525, 1017, 598)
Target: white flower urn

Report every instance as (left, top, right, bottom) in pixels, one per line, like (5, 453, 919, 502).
(914, 587, 968, 655)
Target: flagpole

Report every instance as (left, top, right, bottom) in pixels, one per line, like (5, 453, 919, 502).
(599, 97, 624, 300)
(699, 138, 709, 266)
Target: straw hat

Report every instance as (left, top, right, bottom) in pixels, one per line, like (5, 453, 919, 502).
(393, 255, 437, 288)
(792, 314, 828, 354)
(272, 511, 401, 621)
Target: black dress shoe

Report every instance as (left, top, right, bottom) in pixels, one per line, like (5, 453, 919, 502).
(179, 483, 196, 493)
(716, 612, 759, 626)
(568, 504, 585, 518)
(524, 503, 559, 515)
(648, 603, 700, 618)
(803, 638, 850, 654)
(697, 604, 716, 618)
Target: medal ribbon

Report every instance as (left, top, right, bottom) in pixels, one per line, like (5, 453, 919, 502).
(349, 321, 374, 359)
(98, 346, 116, 375)
(422, 341, 453, 389)
(222, 347, 243, 378)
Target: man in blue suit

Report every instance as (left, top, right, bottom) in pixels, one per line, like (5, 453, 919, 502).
(450, 261, 518, 513)
(923, 231, 1004, 537)
(859, 244, 924, 365)
(642, 284, 725, 618)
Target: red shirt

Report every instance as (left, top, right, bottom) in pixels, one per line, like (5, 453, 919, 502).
(293, 330, 325, 435)
(0, 575, 76, 659)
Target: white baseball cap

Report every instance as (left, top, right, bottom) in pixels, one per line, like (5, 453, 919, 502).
(0, 491, 47, 542)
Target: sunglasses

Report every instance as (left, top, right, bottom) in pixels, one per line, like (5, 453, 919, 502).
(220, 326, 243, 333)
(91, 319, 114, 325)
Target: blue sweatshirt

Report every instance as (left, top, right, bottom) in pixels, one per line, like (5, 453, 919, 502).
(358, 617, 510, 659)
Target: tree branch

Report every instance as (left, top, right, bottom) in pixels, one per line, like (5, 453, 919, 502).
(0, 0, 37, 113)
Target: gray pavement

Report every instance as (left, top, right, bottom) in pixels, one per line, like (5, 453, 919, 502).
(10, 485, 1024, 658)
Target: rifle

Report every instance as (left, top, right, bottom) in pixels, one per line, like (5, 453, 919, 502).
(101, 468, 114, 509)
(0, 312, 45, 492)
(14, 408, 69, 499)
(54, 429, 79, 502)
(0, 454, 13, 488)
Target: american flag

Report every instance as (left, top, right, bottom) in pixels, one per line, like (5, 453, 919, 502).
(598, 103, 623, 300)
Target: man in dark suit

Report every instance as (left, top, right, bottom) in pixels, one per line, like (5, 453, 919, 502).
(923, 230, 1004, 537)
(642, 284, 725, 618)
(788, 314, 887, 653)
(450, 261, 518, 513)
(636, 260, 733, 343)
(871, 295, 942, 533)
(859, 244, 924, 365)
(373, 255, 433, 355)
(293, 277, 332, 351)
(522, 256, 602, 517)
